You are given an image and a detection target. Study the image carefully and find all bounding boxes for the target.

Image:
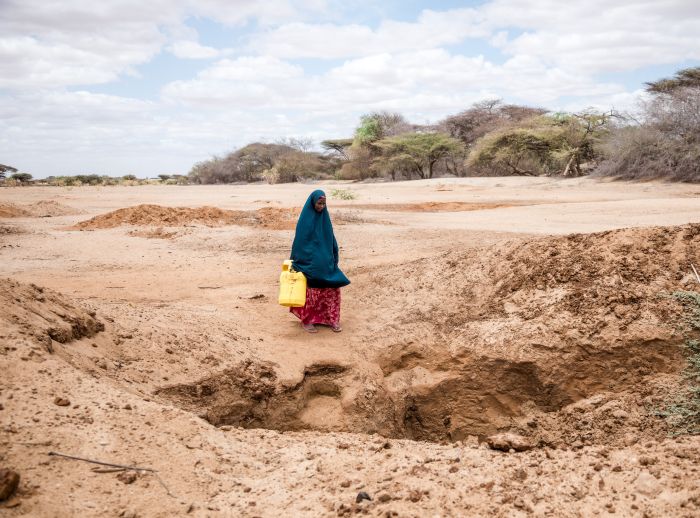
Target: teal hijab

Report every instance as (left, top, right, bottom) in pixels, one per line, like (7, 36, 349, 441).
(291, 190, 350, 288)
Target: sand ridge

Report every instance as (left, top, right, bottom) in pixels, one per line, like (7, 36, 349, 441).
(0, 200, 81, 218)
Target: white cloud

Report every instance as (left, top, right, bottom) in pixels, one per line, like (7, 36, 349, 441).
(248, 1, 700, 74)
(162, 48, 624, 117)
(0, 1, 175, 89)
(2, 0, 700, 177)
(248, 8, 489, 59)
(168, 40, 221, 59)
(162, 56, 305, 106)
(191, 0, 329, 26)
(0, 0, 330, 89)
(482, 0, 700, 73)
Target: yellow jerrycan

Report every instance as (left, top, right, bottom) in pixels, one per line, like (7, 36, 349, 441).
(279, 260, 306, 307)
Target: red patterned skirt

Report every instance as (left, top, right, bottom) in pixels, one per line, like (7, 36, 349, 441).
(290, 287, 341, 327)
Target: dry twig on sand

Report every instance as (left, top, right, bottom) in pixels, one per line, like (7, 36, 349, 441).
(47, 451, 175, 497)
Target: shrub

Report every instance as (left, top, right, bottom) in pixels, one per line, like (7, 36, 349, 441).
(330, 189, 357, 200)
(10, 172, 33, 183)
(439, 99, 547, 148)
(596, 66, 700, 182)
(337, 146, 377, 181)
(656, 291, 700, 435)
(467, 112, 610, 177)
(189, 142, 333, 184)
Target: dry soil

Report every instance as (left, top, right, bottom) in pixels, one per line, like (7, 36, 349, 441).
(2, 177, 700, 517)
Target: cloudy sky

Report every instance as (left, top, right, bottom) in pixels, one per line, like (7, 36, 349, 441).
(2, 0, 699, 178)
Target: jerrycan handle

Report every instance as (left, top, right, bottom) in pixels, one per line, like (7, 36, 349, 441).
(282, 259, 293, 272)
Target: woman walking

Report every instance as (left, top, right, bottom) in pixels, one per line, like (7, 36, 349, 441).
(289, 190, 350, 333)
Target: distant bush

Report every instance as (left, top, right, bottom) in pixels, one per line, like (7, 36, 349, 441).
(596, 67, 700, 182)
(0, 163, 18, 181)
(467, 112, 610, 177)
(439, 99, 547, 149)
(190, 142, 336, 184)
(337, 146, 376, 181)
(330, 188, 357, 200)
(41, 175, 154, 186)
(11, 172, 33, 183)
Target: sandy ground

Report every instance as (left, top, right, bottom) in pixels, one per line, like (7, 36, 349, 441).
(2, 177, 700, 517)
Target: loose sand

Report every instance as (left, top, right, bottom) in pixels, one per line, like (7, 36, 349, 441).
(2, 177, 700, 517)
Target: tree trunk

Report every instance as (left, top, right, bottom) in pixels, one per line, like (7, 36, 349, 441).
(506, 160, 535, 176)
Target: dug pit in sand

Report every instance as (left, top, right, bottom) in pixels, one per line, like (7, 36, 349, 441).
(157, 223, 699, 446)
(3, 216, 700, 516)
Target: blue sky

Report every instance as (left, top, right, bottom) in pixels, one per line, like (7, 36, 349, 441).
(1, 0, 699, 177)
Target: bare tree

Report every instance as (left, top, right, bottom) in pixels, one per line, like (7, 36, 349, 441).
(276, 137, 315, 153)
(439, 99, 546, 148)
(597, 66, 700, 182)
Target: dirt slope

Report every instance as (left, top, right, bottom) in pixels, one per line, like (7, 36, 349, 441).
(155, 224, 698, 450)
(2, 273, 699, 517)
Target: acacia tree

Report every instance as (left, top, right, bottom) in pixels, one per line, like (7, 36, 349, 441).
(374, 133, 464, 179)
(554, 111, 612, 177)
(336, 111, 412, 180)
(9, 172, 33, 184)
(467, 113, 610, 177)
(321, 139, 353, 160)
(353, 111, 411, 146)
(440, 99, 546, 148)
(0, 164, 17, 180)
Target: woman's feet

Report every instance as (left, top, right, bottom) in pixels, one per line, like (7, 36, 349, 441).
(301, 323, 341, 333)
(302, 323, 318, 333)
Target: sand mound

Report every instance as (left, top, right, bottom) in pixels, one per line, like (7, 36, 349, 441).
(25, 200, 82, 217)
(0, 203, 30, 218)
(74, 204, 302, 230)
(0, 200, 81, 218)
(0, 278, 104, 346)
(75, 204, 372, 231)
(74, 204, 245, 228)
(251, 207, 300, 230)
(159, 223, 699, 447)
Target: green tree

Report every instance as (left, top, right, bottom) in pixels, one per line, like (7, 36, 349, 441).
(353, 111, 410, 146)
(11, 172, 32, 183)
(468, 113, 610, 177)
(374, 133, 464, 179)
